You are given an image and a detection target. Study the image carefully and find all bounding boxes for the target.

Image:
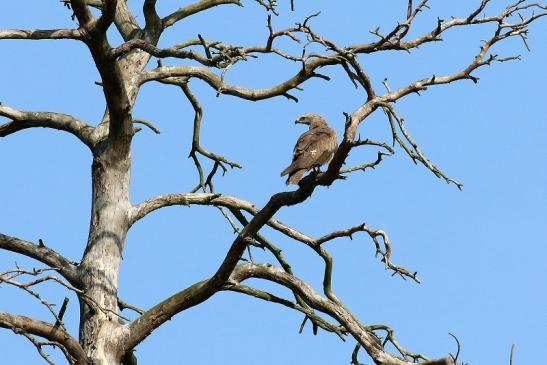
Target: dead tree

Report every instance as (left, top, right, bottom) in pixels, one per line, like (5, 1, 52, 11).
(0, 1, 545, 364)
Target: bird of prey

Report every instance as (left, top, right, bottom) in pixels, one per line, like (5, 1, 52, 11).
(280, 113, 337, 185)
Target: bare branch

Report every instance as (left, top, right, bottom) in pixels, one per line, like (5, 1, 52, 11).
(7, 329, 56, 365)
(124, 277, 213, 351)
(110, 40, 212, 65)
(113, 0, 141, 40)
(0, 264, 130, 325)
(253, 0, 279, 15)
(63, 0, 139, 41)
(0, 311, 88, 365)
(178, 80, 241, 190)
(355, 1, 546, 54)
(130, 192, 416, 282)
(60, 0, 103, 10)
(226, 208, 336, 336)
(126, 159, 371, 350)
(69, 0, 94, 26)
(139, 55, 339, 101)
(0, 234, 80, 287)
(137, 1, 547, 120)
(341, 151, 392, 174)
(132, 119, 160, 134)
(117, 298, 144, 315)
(0, 269, 72, 327)
(368, 324, 429, 362)
(448, 332, 461, 363)
(125, 171, 345, 350)
(381, 104, 463, 189)
(0, 105, 96, 148)
(351, 343, 365, 365)
(225, 283, 346, 339)
(132, 191, 416, 282)
(0, 29, 81, 40)
(229, 263, 456, 365)
(163, 0, 243, 29)
(92, 0, 117, 33)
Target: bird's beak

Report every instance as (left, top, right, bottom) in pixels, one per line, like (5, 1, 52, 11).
(294, 119, 302, 124)
(295, 119, 307, 125)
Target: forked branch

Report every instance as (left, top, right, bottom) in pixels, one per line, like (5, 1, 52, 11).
(229, 263, 457, 365)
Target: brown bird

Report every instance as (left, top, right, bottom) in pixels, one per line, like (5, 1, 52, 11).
(280, 113, 337, 185)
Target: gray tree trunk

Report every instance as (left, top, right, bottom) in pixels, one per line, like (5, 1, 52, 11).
(79, 143, 131, 364)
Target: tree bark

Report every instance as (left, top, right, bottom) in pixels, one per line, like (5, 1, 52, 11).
(78, 140, 132, 365)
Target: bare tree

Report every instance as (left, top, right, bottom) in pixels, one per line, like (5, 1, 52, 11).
(0, 1, 545, 364)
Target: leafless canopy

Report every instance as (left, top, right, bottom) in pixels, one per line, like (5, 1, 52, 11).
(1, 1, 545, 364)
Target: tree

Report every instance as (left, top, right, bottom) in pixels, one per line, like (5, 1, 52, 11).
(0, 1, 545, 364)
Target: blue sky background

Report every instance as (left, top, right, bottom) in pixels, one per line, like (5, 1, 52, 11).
(1, 1, 546, 364)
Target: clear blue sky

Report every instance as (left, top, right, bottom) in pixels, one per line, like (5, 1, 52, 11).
(1, 1, 546, 364)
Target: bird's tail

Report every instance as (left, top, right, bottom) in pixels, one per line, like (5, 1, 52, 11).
(280, 163, 294, 177)
(286, 169, 305, 185)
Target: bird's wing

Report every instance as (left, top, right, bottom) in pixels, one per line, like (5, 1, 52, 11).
(292, 129, 332, 161)
(288, 129, 334, 171)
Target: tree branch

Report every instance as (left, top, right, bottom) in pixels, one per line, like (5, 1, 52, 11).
(162, 0, 242, 29)
(0, 105, 96, 148)
(0, 268, 72, 328)
(0, 29, 81, 40)
(139, 56, 339, 101)
(126, 159, 357, 350)
(141, 1, 546, 108)
(123, 277, 214, 351)
(10, 330, 56, 365)
(229, 263, 456, 365)
(381, 104, 462, 189)
(0, 311, 88, 365)
(69, 0, 94, 27)
(132, 194, 386, 265)
(143, 0, 161, 36)
(177, 80, 241, 191)
(0, 234, 80, 287)
(225, 283, 347, 339)
(110, 39, 213, 65)
(112, 0, 141, 40)
(125, 170, 342, 350)
(95, 0, 118, 33)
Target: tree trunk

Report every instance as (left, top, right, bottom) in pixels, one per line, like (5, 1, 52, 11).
(78, 140, 132, 365)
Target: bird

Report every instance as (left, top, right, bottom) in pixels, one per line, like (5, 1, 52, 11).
(280, 113, 337, 185)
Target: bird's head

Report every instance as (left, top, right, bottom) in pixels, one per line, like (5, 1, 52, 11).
(295, 113, 328, 128)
